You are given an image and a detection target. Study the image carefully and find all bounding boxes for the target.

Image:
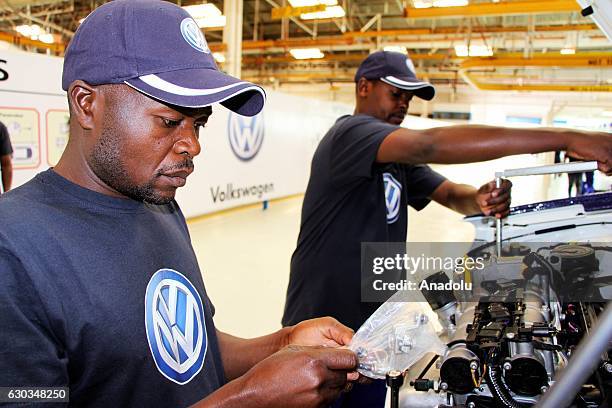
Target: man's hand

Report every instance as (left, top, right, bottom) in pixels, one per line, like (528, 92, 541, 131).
(476, 179, 512, 219)
(565, 131, 612, 175)
(239, 345, 358, 407)
(287, 317, 354, 348)
(286, 317, 362, 383)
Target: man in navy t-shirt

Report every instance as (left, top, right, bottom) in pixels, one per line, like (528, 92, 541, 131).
(0, 120, 13, 193)
(282, 51, 612, 407)
(0, 1, 360, 407)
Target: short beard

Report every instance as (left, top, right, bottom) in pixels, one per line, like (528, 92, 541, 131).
(89, 119, 171, 205)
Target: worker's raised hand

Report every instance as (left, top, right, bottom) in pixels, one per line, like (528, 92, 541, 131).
(287, 317, 354, 348)
(476, 179, 512, 219)
(239, 345, 358, 407)
(565, 131, 612, 175)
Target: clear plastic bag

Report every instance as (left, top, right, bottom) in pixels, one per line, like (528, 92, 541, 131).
(349, 294, 446, 379)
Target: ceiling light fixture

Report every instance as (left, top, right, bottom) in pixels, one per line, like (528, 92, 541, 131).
(412, 0, 468, 8)
(39, 33, 54, 44)
(560, 47, 576, 55)
(15, 24, 54, 43)
(454, 44, 493, 57)
(300, 5, 345, 20)
(383, 45, 408, 54)
(213, 52, 226, 63)
(183, 4, 227, 28)
(290, 48, 325, 59)
(289, 0, 337, 6)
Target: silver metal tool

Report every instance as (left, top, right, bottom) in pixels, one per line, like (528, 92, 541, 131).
(493, 160, 598, 257)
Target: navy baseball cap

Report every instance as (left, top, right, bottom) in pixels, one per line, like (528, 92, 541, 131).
(62, 0, 265, 116)
(354, 51, 435, 101)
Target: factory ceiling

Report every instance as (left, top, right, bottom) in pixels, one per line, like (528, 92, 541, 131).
(0, 0, 610, 92)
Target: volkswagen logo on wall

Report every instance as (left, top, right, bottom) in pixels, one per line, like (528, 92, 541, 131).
(227, 112, 264, 161)
(383, 173, 402, 224)
(145, 269, 208, 385)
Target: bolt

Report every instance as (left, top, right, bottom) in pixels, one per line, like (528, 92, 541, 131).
(468, 402, 476, 408)
(503, 362, 512, 371)
(470, 361, 479, 370)
(506, 332, 515, 339)
(440, 382, 448, 391)
(603, 363, 612, 373)
(415, 313, 428, 325)
(541, 386, 548, 393)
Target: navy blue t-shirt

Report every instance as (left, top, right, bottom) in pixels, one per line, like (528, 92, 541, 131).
(282, 114, 446, 330)
(0, 170, 225, 407)
(0, 121, 12, 157)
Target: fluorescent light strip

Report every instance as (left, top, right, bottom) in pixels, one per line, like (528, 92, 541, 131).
(289, 0, 337, 6)
(300, 5, 345, 20)
(290, 48, 325, 59)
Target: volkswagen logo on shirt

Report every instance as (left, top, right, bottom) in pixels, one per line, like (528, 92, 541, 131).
(227, 112, 264, 161)
(145, 269, 208, 385)
(383, 173, 402, 224)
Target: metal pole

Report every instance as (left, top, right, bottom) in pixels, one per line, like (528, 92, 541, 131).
(495, 174, 502, 258)
(223, 0, 243, 78)
(386, 370, 404, 408)
(492, 161, 597, 258)
(537, 302, 612, 408)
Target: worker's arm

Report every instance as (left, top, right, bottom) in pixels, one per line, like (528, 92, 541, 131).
(1, 154, 12, 192)
(377, 125, 612, 174)
(430, 179, 513, 218)
(216, 316, 354, 381)
(192, 345, 357, 408)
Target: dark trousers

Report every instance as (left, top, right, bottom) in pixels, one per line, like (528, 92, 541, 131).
(331, 379, 387, 408)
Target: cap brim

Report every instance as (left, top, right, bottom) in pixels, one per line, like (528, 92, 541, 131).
(125, 68, 266, 116)
(380, 75, 435, 101)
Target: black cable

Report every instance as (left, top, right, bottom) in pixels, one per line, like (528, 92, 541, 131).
(486, 365, 526, 408)
(416, 354, 439, 380)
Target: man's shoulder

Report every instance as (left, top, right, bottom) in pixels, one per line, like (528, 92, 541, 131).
(0, 177, 42, 205)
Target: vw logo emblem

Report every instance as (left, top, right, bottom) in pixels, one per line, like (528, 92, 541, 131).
(227, 112, 265, 161)
(383, 173, 402, 224)
(180, 18, 210, 53)
(145, 269, 208, 385)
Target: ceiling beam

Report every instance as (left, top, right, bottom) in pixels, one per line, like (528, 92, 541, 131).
(264, 0, 314, 37)
(460, 52, 612, 69)
(459, 52, 612, 92)
(405, 0, 581, 19)
(345, 23, 600, 38)
(0, 30, 64, 52)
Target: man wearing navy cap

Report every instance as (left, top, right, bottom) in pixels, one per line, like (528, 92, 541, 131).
(0, 1, 360, 407)
(282, 50, 612, 406)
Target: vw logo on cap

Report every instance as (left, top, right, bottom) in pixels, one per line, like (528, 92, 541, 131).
(383, 173, 402, 224)
(228, 112, 265, 161)
(145, 269, 208, 385)
(180, 18, 210, 53)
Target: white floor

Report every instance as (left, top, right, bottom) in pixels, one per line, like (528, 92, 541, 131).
(187, 152, 603, 339)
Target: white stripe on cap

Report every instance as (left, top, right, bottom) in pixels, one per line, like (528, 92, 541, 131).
(138, 74, 250, 96)
(125, 81, 266, 109)
(381, 76, 432, 89)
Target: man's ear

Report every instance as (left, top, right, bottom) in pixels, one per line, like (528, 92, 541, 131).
(68, 80, 100, 131)
(356, 77, 372, 98)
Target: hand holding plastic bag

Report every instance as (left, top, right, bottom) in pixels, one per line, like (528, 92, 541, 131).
(349, 296, 446, 379)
